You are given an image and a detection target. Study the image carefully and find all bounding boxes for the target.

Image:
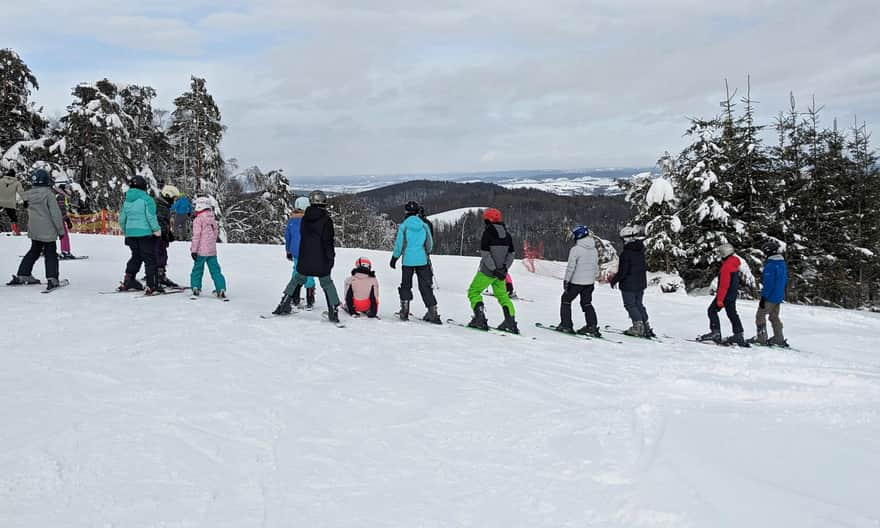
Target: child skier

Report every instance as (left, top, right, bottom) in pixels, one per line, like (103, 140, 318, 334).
(391, 200, 440, 323)
(698, 243, 747, 346)
(54, 183, 76, 259)
(284, 196, 317, 308)
(155, 185, 181, 287)
(750, 240, 788, 347)
(190, 196, 227, 298)
(343, 257, 380, 317)
(467, 208, 518, 333)
(118, 175, 162, 294)
(609, 226, 654, 338)
(272, 190, 341, 322)
(1, 168, 24, 235)
(556, 225, 602, 337)
(7, 169, 65, 289)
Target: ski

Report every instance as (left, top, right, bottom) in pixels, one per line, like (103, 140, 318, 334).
(747, 341, 800, 352)
(41, 279, 70, 293)
(602, 325, 664, 342)
(134, 287, 190, 298)
(320, 312, 346, 328)
(392, 312, 442, 325)
(190, 293, 230, 302)
(446, 318, 534, 339)
(482, 292, 534, 302)
(99, 289, 142, 294)
(686, 338, 751, 348)
(534, 323, 623, 344)
(260, 308, 301, 319)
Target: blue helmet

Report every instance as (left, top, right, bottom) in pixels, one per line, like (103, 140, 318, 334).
(31, 169, 52, 187)
(571, 225, 590, 240)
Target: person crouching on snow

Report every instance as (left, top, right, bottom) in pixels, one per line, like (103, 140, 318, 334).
(190, 196, 227, 298)
(343, 257, 380, 318)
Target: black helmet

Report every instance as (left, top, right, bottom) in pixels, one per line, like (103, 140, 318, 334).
(129, 175, 147, 190)
(762, 239, 781, 256)
(309, 190, 328, 206)
(404, 200, 420, 214)
(3, 168, 15, 178)
(31, 169, 52, 187)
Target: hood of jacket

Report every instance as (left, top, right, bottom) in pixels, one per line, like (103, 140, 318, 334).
(402, 214, 427, 233)
(124, 187, 150, 204)
(623, 239, 645, 252)
(303, 205, 328, 223)
(576, 236, 596, 250)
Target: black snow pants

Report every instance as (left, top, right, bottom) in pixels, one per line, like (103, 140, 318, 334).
(125, 236, 159, 289)
(707, 298, 743, 335)
(18, 240, 58, 279)
(399, 265, 436, 307)
(561, 283, 598, 328)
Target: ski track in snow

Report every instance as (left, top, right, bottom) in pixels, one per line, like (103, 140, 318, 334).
(1, 234, 879, 527)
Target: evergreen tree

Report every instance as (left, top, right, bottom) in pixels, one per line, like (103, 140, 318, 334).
(168, 76, 224, 195)
(0, 49, 47, 155)
(120, 85, 174, 184)
(845, 121, 880, 306)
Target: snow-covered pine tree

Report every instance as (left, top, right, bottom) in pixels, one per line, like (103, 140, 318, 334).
(120, 85, 174, 185)
(0, 49, 47, 156)
(329, 194, 396, 250)
(168, 77, 224, 196)
(257, 169, 292, 244)
(61, 79, 137, 210)
(846, 120, 880, 306)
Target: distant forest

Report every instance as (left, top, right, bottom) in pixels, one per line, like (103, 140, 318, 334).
(356, 180, 630, 261)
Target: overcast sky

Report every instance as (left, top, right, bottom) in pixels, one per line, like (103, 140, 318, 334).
(6, 1, 879, 178)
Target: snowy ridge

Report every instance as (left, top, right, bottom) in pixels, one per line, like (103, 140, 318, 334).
(426, 207, 485, 225)
(1, 234, 879, 527)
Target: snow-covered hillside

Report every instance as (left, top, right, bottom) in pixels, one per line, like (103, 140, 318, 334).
(427, 207, 485, 226)
(2, 234, 879, 527)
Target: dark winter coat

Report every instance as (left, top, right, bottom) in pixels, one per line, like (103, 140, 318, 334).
(478, 221, 515, 277)
(716, 254, 741, 307)
(155, 195, 173, 242)
(761, 255, 787, 304)
(296, 205, 336, 277)
(611, 239, 648, 292)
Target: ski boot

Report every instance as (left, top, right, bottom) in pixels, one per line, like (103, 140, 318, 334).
(422, 305, 442, 324)
(398, 299, 411, 321)
(768, 335, 789, 348)
(577, 325, 602, 338)
(272, 294, 294, 315)
(747, 327, 768, 345)
(7, 274, 41, 285)
(214, 289, 226, 299)
(158, 267, 179, 288)
(723, 332, 750, 347)
(291, 284, 303, 307)
(468, 302, 489, 331)
(119, 273, 144, 291)
(327, 303, 340, 323)
(305, 287, 316, 310)
(643, 322, 657, 339)
(698, 330, 722, 344)
(144, 284, 166, 296)
(497, 306, 520, 334)
(59, 252, 74, 260)
(46, 278, 62, 291)
(192, 288, 201, 297)
(555, 322, 576, 334)
(623, 321, 645, 337)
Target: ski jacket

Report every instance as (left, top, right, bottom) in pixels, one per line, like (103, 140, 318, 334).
(564, 236, 599, 286)
(296, 205, 336, 277)
(119, 188, 160, 238)
(170, 196, 193, 215)
(715, 254, 742, 306)
(285, 213, 304, 258)
(478, 221, 515, 277)
(344, 270, 380, 314)
(23, 186, 64, 242)
(611, 239, 648, 292)
(393, 214, 433, 267)
(0, 175, 24, 209)
(155, 195, 173, 241)
(190, 209, 220, 256)
(761, 255, 787, 304)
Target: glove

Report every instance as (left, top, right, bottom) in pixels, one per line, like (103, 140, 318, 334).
(610, 281, 617, 289)
(191, 252, 198, 261)
(65, 218, 73, 229)
(390, 256, 398, 269)
(759, 297, 766, 309)
(493, 269, 506, 280)
(563, 281, 570, 291)
(286, 252, 293, 261)
(716, 299, 725, 308)
(153, 230, 161, 237)
(168, 232, 175, 242)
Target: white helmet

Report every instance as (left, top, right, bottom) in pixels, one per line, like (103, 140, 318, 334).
(619, 225, 643, 240)
(716, 243, 735, 258)
(293, 196, 310, 211)
(161, 184, 180, 199)
(194, 196, 213, 212)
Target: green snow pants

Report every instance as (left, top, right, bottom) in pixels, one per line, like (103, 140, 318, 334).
(467, 271, 515, 315)
(285, 271, 339, 306)
(191, 256, 227, 291)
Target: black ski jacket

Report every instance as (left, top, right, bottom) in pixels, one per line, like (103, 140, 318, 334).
(296, 205, 336, 277)
(611, 239, 648, 292)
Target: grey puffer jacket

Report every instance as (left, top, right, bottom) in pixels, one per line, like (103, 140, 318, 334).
(478, 222, 515, 277)
(24, 187, 64, 242)
(0, 175, 24, 209)
(564, 236, 599, 285)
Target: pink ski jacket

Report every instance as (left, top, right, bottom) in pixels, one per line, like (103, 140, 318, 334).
(191, 210, 219, 256)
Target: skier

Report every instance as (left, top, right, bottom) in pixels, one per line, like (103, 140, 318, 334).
(343, 257, 380, 318)
(54, 183, 76, 259)
(556, 225, 602, 337)
(190, 196, 227, 298)
(284, 196, 317, 308)
(390, 200, 441, 323)
(8, 169, 65, 288)
(1, 168, 24, 235)
(750, 240, 788, 347)
(698, 243, 748, 346)
(155, 184, 181, 287)
(609, 226, 654, 337)
(170, 193, 193, 240)
(118, 175, 163, 294)
(272, 190, 341, 322)
(467, 208, 518, 333)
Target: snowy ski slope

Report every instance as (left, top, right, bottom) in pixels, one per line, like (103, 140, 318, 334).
(1, 234, 879, 527)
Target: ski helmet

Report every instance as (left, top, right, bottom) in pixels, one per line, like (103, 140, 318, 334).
(571, 225, 590, 240)
(716, 243, 735, 258)
(483, 208, 502, 223)
(404, 200, 420, 215)
(129, 175, 147, 190)
(293, 196, 311, 211)
(31, 169, 52, 187)
(762, 239, 782, 255)
(194, 196, 213, 212)
(309, 190, 328, 206)
(619, 225, 643, 240)
(354, 257, 372, 271)
(161, 184, 180, 199)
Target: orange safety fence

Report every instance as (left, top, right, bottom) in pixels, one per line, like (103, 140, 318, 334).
(69, 210, 122, 235)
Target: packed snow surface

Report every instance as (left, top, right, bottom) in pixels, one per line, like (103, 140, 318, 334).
(426, 207, 485, 226)
(2, 234, 879, 527)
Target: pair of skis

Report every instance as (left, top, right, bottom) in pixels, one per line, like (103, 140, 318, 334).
(6, 278, 70, 293)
